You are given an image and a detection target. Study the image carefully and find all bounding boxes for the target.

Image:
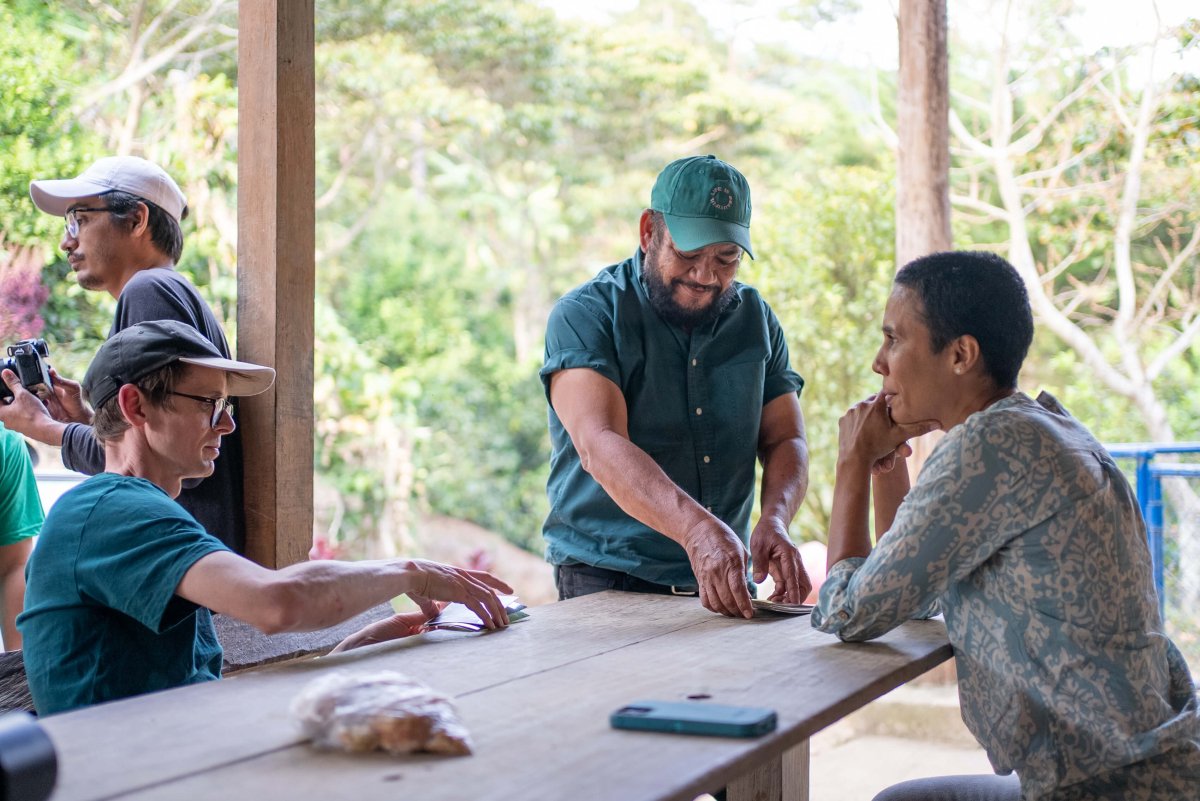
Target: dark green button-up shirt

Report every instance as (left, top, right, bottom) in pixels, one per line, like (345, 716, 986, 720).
(540, 250, 804, 587)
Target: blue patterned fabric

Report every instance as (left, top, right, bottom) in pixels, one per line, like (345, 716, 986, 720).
(813, 392, 1200, 800)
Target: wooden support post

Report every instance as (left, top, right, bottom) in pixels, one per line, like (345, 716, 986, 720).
(728, 740, 810, 801)
(236, 0, 315, 568)
(896, 0, 951, 266)
(897, 0, 951, 474)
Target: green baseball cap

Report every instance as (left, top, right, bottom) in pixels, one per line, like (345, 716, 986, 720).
(650, 155, 753, 259)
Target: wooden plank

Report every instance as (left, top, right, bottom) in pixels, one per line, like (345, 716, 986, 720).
(39, 593, 713, 801)
(728, 753, 782, 801)
(896, 0, 951, 267)
(92, 599, 951, 801)
(784, 740, 810, 801)
(235, 0, 315, 568)
(895, 0, 951, 472)
(728, 740, 808, 801)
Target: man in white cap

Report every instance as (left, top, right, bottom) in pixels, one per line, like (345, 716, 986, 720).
(18, 321, 512, 715)
(542, 155, 811, 619)
(0, 156, 251, 553)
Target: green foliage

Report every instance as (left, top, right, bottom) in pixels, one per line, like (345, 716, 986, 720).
(6, 0, 1196, 566)
(0, 1, 93, 246)
(748, 166, 896, 540)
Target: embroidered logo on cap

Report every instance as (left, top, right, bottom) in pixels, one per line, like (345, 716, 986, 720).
(709, 186, 734, 211)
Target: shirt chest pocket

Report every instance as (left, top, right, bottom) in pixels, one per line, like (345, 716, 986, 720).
(706, 358, 766, 446)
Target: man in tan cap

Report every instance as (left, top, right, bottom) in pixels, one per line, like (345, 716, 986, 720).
(0, 156, 251, 553)
(18, 321, 512, 715)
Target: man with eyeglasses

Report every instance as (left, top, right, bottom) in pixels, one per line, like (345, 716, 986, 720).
(0, 156, 250, 553)
(18, 321, 512, 715)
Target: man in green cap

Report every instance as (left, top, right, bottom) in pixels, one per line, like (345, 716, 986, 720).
(541, 155, 811, 618)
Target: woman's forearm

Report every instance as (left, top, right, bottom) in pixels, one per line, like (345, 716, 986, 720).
(871, 460, 911, 541)
(827, 456, 873, 569)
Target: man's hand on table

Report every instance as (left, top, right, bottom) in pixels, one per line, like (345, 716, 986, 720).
(401, 559, 514, 630)
(750, 518, 811, 603)
(683, 518, 754, 619)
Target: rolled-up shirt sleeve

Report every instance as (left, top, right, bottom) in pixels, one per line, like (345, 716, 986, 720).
(540, 297, 620, 401)
(812, 419, 1059, 642)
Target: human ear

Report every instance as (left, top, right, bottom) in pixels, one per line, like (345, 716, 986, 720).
(116, 384, 151, 428)
(950, 335, 981, 375)
(131, 202, 151, 238)
(638, 210, 655, 252)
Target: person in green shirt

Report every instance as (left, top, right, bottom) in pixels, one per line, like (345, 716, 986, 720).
(19, 320, 512, 715)
(0, 422, 43, 650)
(542, 156, 811, 618)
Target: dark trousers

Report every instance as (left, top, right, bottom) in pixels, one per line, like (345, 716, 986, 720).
(554, 563, 697, 601)
(872, 775, 1021, 801)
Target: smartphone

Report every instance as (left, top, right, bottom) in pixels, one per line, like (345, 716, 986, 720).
(610, 700, 777, 738)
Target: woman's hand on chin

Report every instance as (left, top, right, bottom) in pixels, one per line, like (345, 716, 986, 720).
(838, 393, 938, 472)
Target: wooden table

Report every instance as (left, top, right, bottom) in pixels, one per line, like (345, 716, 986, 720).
(40, 592, 952, 801)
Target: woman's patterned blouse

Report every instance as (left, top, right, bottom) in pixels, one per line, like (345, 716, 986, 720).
(813, 392, 1200, 800)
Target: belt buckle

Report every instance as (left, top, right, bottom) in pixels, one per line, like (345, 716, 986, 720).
(670, 585, 699, 597)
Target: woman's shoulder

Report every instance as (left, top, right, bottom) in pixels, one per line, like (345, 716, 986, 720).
(948, 391, 1104, 474)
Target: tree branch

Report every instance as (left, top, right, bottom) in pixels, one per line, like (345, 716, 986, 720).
(1007, 66, 1112, 157)
(949, 109, 993, 158)
(1149, 313, 1200, 380)
(74, 0, 236, 113)
(949, 193, 1007, 220)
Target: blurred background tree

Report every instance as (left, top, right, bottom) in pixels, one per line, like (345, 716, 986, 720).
(2, 2, 1196, 613)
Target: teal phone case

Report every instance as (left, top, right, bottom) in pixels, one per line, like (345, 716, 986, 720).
(610, 700, 777, 737)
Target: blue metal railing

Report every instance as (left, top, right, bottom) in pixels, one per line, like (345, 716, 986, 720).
(1105, 443, 1200, 615)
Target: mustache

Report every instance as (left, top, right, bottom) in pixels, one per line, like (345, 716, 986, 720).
(672, 279, 719, 293)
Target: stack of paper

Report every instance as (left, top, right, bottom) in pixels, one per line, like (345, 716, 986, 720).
(751, 599, 813, 616)
(423, 595, 530, 632)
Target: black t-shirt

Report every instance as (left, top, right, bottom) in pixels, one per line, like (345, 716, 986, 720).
(60, 267, 248, 553)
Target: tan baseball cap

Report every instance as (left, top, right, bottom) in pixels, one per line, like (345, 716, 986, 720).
(30, 156, 188, 223)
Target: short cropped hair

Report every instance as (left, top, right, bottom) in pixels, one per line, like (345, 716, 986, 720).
(91, 361, 187, 443)
(103, 190, 187, 264)
(894, 251, 1033, 389)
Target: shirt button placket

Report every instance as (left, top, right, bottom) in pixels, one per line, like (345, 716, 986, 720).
(689, 343, 713, 511)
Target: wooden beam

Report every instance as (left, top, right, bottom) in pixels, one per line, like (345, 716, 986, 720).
(896, 0, 951, 267)
(236, 0, 315, 568)
(897, 0, 951, 473)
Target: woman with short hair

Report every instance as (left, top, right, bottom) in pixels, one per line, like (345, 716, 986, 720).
(813, 251, 1199, 801)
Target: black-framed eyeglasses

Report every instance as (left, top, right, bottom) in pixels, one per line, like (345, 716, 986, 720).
(64, 207, 116, 238)
(163, 390, 235, 428)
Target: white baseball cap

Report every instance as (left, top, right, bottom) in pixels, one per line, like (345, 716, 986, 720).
(29, 156, 188, 223)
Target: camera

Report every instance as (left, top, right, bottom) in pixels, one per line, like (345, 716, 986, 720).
(0, 340, 52, 403)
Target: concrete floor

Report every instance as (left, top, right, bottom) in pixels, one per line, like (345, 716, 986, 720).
(808, 682, 995, 800)
(700, 681, 997, 801)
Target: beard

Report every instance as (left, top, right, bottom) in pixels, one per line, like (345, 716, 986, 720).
(642, 242, 737, 331)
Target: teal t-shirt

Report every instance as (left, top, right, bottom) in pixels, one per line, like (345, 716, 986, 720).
(18, 473, 229, 715)
(0, 422, 43, 546)
(540, 250, 804, 587)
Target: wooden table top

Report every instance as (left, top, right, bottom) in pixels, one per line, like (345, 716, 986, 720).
(40, 592, 952, 801)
